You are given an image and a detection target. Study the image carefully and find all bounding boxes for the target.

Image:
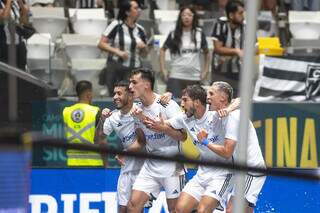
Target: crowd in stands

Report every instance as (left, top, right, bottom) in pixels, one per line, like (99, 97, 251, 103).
(1, 0, 319, 99)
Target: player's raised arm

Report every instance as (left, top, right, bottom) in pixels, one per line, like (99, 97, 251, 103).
(197, 129, 236, 159)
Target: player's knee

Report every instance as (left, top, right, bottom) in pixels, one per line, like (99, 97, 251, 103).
(175, 202, 187, 213)
(127, 199, 138, 212)
(127, 197, 145, 213)
(197, 204, 211, 213)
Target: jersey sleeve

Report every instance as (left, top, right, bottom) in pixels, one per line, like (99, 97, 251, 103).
(164, 100, 183, 119)
(102, 20, 119, 40)
(224, 111, 240, 141)
(167, 114, 185, 130)
(103, 117, 113, 136)
(212, 20, 227, 44)
(137, 25, 147, 43)
(162, 32, 173, 49)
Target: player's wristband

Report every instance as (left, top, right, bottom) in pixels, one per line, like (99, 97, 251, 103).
(202, 138, 209, 146)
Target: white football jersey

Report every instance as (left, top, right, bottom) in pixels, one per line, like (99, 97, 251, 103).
(103, 107, 144, 174)
(225, 110, 266, 172)
(169, 108, 233, 180)
(135, 94, 184, 178)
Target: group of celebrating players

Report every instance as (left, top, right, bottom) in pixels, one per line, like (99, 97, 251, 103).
(99, 68, 266, 213)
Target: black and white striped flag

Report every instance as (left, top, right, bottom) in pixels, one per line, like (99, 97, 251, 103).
(253, 56, 320, 101)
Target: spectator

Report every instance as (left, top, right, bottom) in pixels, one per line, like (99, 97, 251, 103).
(63, 80, 106, 167)
(211, 0, 245, 97)
(0, 0, 29, 70)
(159, 5, 209, 98)
(98, 0, 148, 95)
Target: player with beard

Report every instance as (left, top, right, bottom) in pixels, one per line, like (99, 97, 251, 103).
(143, 85, 236, 212)
(96, 80, 150, 213)
(99, 80, 148, 213)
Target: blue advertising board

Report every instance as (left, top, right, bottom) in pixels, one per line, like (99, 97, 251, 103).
(29, 168, 320, 213)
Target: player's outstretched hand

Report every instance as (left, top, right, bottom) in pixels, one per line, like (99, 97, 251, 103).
(102, 108, 112, 118)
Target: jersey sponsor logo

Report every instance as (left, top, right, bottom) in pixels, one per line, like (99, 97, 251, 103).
(181, 48, 199, 54)
(121, 131, 136, 144)
(71, 109, 84, 123)
(145, 132, 166, 141)
(209, 135, 219, 143)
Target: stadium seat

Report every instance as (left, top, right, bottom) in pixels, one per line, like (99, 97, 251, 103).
(69, 8, 108, 36)
(287, 38, 320, 56)
(154, 9, 179, 21)
(258, 37, 284, 56)
(288, 11, 320, 39)
(70, 59, 107, 97)
(257, 11, 277, 37)
(27, 33, 54, 73)
(154, 10, 178, 35)
(27, 33, 54, 59)
(62, 34, 101, 59)
(30, 7, 67, 40)
(156, 19, 176, 36)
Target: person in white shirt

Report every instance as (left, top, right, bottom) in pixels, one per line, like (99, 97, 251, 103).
(160, 5, 210, 98)
(155, 85, 235, 213)
(127, 68, 186, 213)
(99, 80, 150, 213)
(99, 79, 173, 212)
(206, 81, 266, 213)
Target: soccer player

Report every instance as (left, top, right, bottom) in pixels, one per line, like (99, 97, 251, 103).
(206, 81, 266, 213)
(98, 80, 158, 213)
(127, 68, 186, 213)
(165, 85, 235, 213)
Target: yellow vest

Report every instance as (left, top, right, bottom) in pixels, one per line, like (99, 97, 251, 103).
(63, 103, 103, 166)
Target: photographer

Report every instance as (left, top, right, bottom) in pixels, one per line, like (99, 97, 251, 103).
(0, 0, 30, 70)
